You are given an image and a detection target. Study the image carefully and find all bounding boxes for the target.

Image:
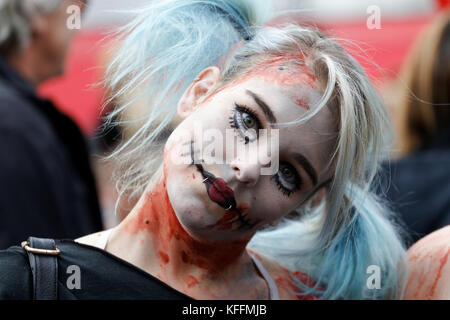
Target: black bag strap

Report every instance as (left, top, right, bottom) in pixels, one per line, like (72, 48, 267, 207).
(21, 237, 60, 300)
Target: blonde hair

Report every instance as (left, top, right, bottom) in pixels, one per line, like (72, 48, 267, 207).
(396, 9, 450, 155)
(104, 0, 407, 299)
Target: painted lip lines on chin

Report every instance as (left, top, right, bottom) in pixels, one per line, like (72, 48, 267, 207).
(186, 140, 256, 230)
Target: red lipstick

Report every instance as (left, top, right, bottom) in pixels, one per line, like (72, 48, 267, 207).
(189, 140, 256, 229)
(198, 169, 237, 210)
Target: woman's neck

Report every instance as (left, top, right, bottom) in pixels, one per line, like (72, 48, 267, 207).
(108, 170, 267, 298)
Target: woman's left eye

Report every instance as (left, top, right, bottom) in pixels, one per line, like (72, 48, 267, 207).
(230, 104, 262, 144)
(272, 162, 302, 197)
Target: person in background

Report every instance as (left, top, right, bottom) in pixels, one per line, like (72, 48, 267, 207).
(383, 9, 450, 246)
(0, 0, 103, 248)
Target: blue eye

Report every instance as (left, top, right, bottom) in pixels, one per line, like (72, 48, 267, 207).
(229, 104, 262, 144)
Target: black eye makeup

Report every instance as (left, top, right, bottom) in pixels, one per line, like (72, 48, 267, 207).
(229, 103, 263, 144)
(271, 162, 302, 197)
(228, 102, 303, 197)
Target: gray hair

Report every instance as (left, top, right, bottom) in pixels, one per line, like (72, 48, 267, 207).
(0, 0, 62, 56)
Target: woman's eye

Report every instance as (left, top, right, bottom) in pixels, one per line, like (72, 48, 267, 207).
(272, 163, 302, 197)
(230, 104, 262, 143)
(243, 113, 256, 129)
(281, 166, 294, 179)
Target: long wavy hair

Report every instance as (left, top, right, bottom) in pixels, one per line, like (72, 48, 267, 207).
(103, 0, 407, 299)
(396, 9, 450, 155)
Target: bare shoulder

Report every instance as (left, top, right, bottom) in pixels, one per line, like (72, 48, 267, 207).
(247, 249, 319, 300)
(75, 230, 111, 248)
(404, 226, 450, 299)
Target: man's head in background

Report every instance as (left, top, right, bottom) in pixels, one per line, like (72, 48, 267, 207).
(0, 0, 88, 85)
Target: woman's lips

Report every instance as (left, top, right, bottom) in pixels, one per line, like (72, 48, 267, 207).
(196, 165, 256, 230)
(189, 140, 256, 229)
(196, 165, 237, 210)
(206, 177, 237, 210)
(189, 140, 237, 210)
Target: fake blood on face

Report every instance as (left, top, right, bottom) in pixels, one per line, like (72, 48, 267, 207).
(202, 53, 317, 110)
(295, 98, 311, 111)
(209, 202, 250, 230)
(251, 54, 317, 89)
(214, 210, 238, 230)
(124, 178, 248, 273)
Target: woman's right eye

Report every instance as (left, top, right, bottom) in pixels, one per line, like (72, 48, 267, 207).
(229, 104, 262, 144)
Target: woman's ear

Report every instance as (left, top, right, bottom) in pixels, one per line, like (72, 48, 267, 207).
(177, 66, 221, 119)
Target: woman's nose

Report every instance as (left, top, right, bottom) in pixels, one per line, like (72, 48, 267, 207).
(231, 160, 262, 187)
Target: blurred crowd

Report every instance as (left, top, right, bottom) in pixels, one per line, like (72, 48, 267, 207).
(0, 0, 448, 262)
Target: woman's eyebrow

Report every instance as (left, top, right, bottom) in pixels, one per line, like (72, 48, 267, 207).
(292, 152, 318, 186)
(246, 90, 277, 123)
(245, 89, 317, 184)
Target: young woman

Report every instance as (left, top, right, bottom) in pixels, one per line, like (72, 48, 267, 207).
(0, 0, 407, 300)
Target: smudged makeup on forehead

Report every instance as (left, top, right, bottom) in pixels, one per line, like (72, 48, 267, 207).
(222, 53, 318, 111)
(203, 52, 318, 112)
(245, 54, 317, 90)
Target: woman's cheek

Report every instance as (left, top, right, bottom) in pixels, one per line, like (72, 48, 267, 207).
(262, 188, 305, 220)
(250, 196, 285, 223)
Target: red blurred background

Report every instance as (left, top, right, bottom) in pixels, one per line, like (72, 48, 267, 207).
(37, 0, 450, 137)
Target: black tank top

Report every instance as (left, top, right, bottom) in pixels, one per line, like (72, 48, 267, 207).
(0, 240, 191, 300)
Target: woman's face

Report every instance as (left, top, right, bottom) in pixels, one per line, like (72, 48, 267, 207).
(164, 58, 337, 243)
